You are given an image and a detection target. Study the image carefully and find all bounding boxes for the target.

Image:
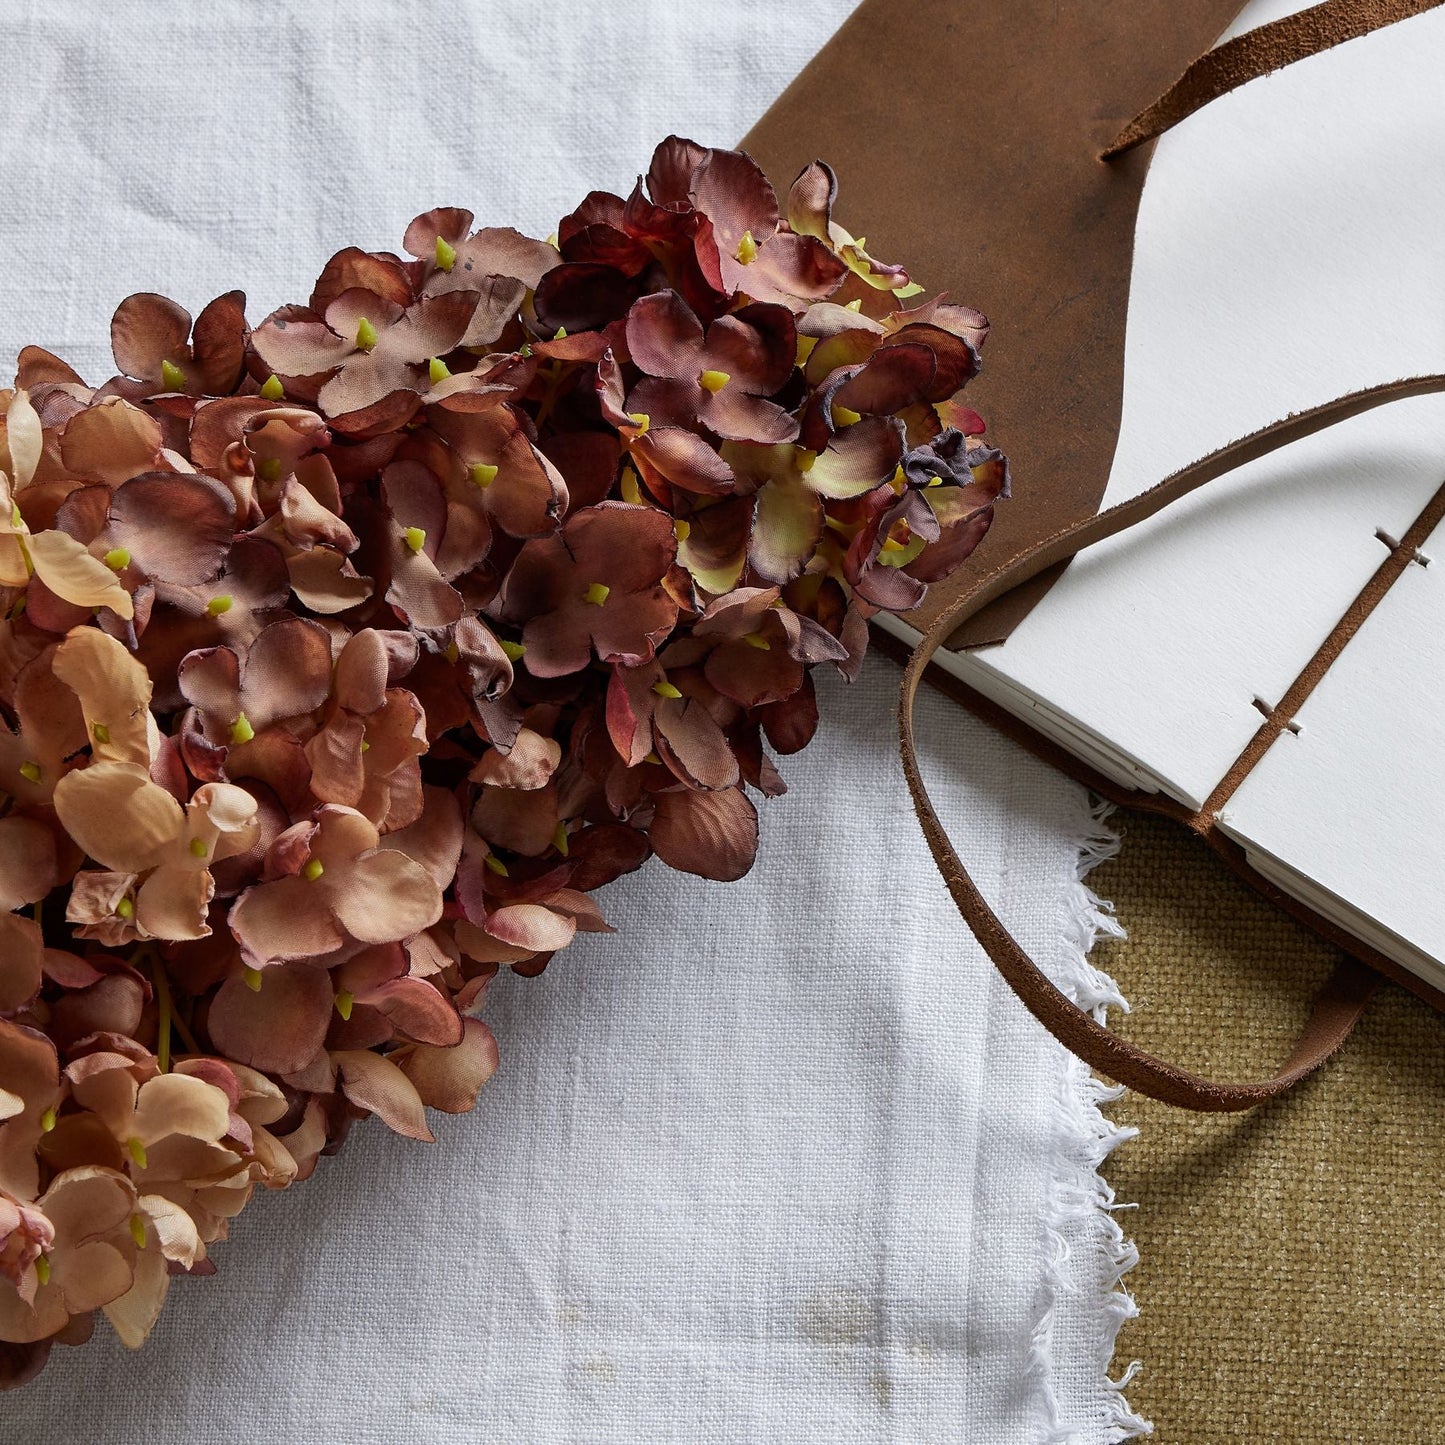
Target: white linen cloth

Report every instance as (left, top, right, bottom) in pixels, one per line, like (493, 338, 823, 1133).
(0, 2, 1144, 1439)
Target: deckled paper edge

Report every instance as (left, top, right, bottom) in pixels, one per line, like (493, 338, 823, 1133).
(1031, 795, 1153, 1442)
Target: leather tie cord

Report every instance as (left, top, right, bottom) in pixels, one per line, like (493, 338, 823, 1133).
(899, 375, 1445, 1111)
(1104, 0, 1445, 158)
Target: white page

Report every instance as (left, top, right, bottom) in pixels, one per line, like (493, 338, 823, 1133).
(950, 0, 1445, 812)
(1217, 512, 1445, 978)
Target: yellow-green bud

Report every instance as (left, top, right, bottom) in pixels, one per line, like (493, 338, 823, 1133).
(256, 457, 283, 482)
(553, 325, 568, 341)
(259, 374, 285, 401)
(160, 359, 186, 392)
(483, 853, 510, 877)
(699, 369, 731, 393)
(652, 680, 683, 699)
(34, 1256, 50, 1287)
(500, 639, 526, 663)
(833, 405, 862, 426)
(469, 462, 498, 489)
(428, 357, 451, 384)
(435, 235, 457, 271)
(104, 547, 131, 571)
(189, 837, 208, 858)
(625, 412, 650, 435)
(735, 229, 759, 265)
(673, 519, 691, 543)
(335, 989, 355, 1022)
(552, 822, 570, 856)
(355, 317, 379, 351)
(743, 632, 771, 651)
(39, 1107, 55, 1133)
(243, 965, 264, 992)
(229, 713, 255, 745)
(303, 858, 325, 882)
(795, 448, 817, 473)
(127, 1137, 148, 1169)
(116, 897, 135, 920)
(403, 526, 426, 553)
(18, 761, 41, 784)
(91, 722, 110, 744)
(130, 1213, 148, 1249)
(583, 582, 610, 606)
(206, 593, 233, 616)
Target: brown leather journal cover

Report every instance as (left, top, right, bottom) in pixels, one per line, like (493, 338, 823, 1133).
(739, 0, 1445, 1016)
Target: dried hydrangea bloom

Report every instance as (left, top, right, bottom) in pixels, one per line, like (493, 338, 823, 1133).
(0, 134, 1004, 1383)
(497, 502, 678, 677)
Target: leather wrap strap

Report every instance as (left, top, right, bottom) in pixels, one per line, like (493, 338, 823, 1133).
(1104, 0, 1445, 159)
(900, 376, 1445, 1110)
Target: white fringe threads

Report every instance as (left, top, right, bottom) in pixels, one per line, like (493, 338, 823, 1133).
(1029, 794, 1153, 1442)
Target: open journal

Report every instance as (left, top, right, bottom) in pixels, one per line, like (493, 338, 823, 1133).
(878, 400, 1445, 991)
(875, 4, 1445, 995)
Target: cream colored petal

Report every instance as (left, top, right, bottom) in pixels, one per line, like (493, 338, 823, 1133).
(101, 1241, 169, 1348)
(0, 532, 29, 588)
(52, 628, 153, 766)
(135, 865, 214, 942)
(53, 762, 184, 872)
(26, 530, 134, 619)
(132, 1073, 232, 1148)
(331, 1050, 434, 1142)
(136, 1193, 204, 1268)
(3, 390, 43, 490)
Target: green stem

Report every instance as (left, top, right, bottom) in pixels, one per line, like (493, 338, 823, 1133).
(142, 946, 176, 1072)
(532, 360, 568, 434)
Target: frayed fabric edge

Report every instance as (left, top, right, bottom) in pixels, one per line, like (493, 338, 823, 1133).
(1028, 793, 1153, 1443)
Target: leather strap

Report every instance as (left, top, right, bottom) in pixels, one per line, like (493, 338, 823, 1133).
(1105, 0, 1445, 159)
(899, 375, 1445, 1110)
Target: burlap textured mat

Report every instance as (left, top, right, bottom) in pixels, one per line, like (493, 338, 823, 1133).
(1093, 810, 1445, 1442)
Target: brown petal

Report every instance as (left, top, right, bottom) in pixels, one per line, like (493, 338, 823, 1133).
(309, 248, 413, 314)
(649, 786, 758, 881)
(286, 547, 374, 613)
(110, 294, 192, 382)
(331, 848, 443, 945)
(654, 696, 740, 790)
(786, 160, 836, 240)
(108, 473, 235, 586)
(332, 1049, 434, 1141)
(190, 290, 249, 394)
(807, 416, 904, 500)
(228, 876, 345, 964)
(398, 1017, 499, 1114)
(0, 817, 57, 914)
(0, 913, 43, 1013)
(58, 400, 163, 486)
(358, 977, 462, 1047)
(469, 727, 560, 790)
(626, 290, 706, 379)
(484, 903, 577, 954)
(208, 963, 334, 1074)
(250, 307, 352, 379)
(242, 617, 335, 731)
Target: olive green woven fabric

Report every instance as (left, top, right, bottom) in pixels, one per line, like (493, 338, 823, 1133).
(1093, 810, 1445, 1442)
